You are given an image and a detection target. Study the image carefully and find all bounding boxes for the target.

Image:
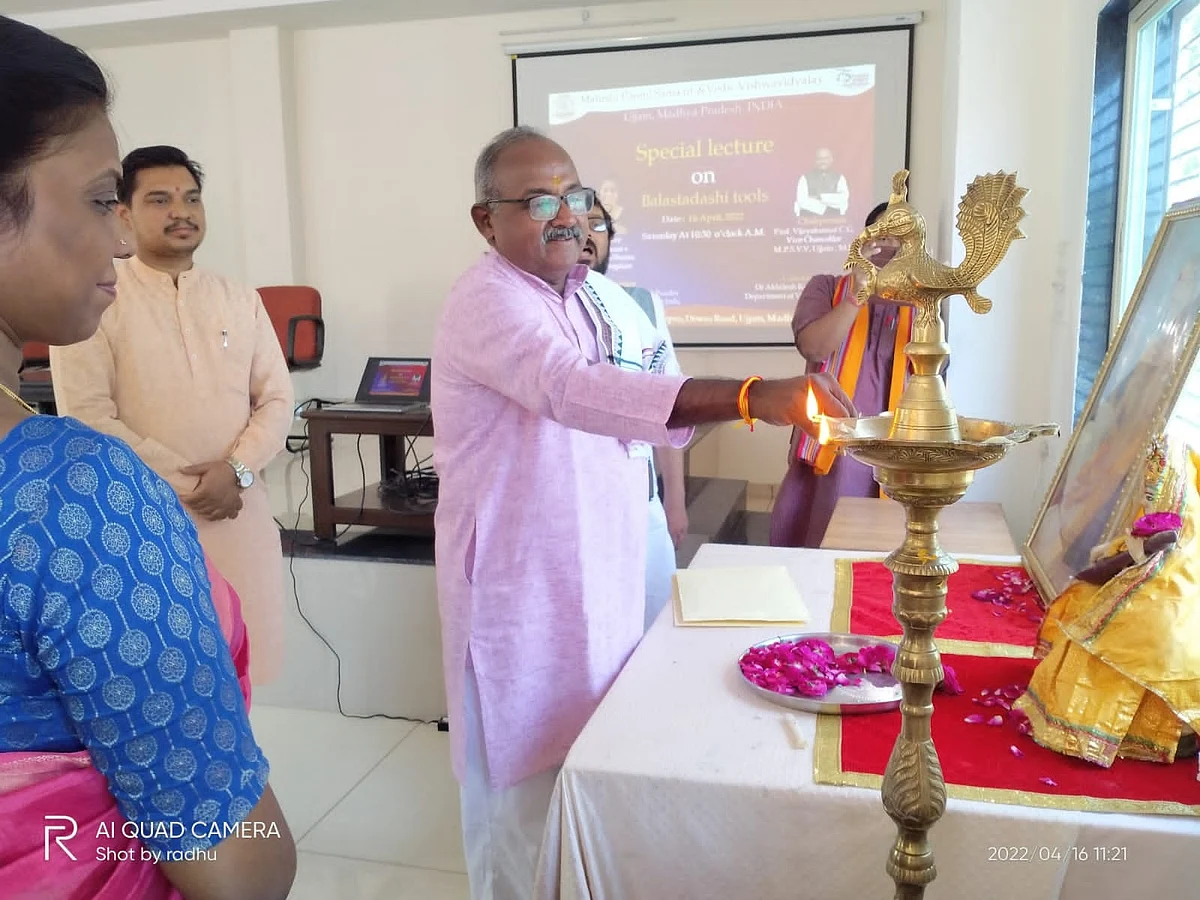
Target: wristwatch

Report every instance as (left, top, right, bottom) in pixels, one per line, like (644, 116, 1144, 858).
(227, 457, 254, 490)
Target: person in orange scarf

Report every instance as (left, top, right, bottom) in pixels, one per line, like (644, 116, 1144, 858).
(770, 202, 913, 547)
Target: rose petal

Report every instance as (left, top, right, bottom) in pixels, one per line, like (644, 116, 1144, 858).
(964, 714, 985, 724)
(939, 664, 964, 696)
(1039, 777, 1058, 787)
(987, 715, 1005, 726)
(1010, 709, 1033, 736)
(741, 640, 895, 697)
(1010, 745, 1024, 758)
(980, 689, 991, 697)
(796, 679, 831, 698)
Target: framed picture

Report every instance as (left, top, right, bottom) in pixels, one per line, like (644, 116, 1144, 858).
(1024, 198, 1200, 602)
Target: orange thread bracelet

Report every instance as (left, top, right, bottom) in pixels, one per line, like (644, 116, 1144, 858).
(737, 375, 763, 431)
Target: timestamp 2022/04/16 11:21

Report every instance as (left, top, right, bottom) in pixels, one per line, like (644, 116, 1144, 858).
(986, 845, 1128, 863)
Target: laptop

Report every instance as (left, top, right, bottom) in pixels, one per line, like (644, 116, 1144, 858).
(335, 357, 432, 413)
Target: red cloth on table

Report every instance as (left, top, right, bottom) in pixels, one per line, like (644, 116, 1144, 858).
(849, 562, 1040, 647)
(838, 653, 1200, 806)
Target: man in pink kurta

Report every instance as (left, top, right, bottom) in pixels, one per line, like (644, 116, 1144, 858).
(50, 146, 293, 685)
(433, 128, 856, 900)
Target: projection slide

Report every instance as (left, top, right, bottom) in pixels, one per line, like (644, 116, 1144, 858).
(515, 29, 912, 344)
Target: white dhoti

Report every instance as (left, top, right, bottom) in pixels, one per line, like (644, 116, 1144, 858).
(459, 666, 560, 900)
(644, 495, 677, 633)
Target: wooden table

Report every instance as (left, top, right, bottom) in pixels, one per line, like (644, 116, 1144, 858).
(303, 405, 434, 541)
(820, 497, 1017, 556)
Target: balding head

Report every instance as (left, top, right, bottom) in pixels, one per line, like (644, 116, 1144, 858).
(474, 126, 557, 202)
(469, 128, 589, 294)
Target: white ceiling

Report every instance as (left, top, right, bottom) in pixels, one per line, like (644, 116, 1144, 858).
(3, 0, 666, 48)
(0, 0, 120, 11)
(0, 0, 647, 19)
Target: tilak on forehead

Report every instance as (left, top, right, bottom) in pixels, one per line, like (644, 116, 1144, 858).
(552, 174, 563, 189)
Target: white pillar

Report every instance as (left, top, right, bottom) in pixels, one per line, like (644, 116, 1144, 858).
(228, 25, 305, 287)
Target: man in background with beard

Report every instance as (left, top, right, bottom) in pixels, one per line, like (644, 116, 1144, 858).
(580, 197, 688, 633)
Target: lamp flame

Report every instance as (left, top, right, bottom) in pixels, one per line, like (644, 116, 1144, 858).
(807, 387, 831, 445)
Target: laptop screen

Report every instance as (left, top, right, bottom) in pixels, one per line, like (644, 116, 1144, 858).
(355, 357, 432, 404)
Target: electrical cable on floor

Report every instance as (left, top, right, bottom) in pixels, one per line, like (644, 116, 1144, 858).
(277, 399, 442, 728)
(378, 410, 438, 513)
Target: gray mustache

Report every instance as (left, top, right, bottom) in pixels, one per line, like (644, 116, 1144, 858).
(544, 225, 582, 243)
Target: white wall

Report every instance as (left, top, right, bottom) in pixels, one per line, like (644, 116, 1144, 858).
(81, 0, 1105, 542)
(942, 0, 1106, 543)
(94, 38, 246, 281)
(253, 555, 445, 717)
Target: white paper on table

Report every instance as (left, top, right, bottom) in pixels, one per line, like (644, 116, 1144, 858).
(672, 565, 809, 626)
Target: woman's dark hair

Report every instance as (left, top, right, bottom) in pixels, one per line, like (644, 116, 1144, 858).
(593, 196, 616, 238)
(118, 145, 204, 205)
(865, 201, 890, 228)
(0, 16, 110, 228)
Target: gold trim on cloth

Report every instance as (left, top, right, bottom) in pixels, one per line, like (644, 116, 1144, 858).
(831, 558, 1034, 658)
(813, 715, 1199, 816)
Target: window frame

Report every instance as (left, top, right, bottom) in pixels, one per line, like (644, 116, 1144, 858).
(1111, 0, 1197, 332)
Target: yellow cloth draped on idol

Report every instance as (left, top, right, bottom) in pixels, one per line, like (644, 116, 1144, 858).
(1016, 434, 1200, 767)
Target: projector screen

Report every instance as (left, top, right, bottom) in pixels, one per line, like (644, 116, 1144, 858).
(513, 27, 913, 345)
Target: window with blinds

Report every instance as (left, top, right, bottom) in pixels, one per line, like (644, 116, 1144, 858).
(1076, 3, 1130, 425)
(1163, 3, 1200, 445)
(1084, 0, 1200, 442)
(1166, 4, 1200, 207)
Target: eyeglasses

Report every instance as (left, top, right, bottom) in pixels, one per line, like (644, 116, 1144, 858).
(586, 219, 609, 233)
(486, 188, 595, 222)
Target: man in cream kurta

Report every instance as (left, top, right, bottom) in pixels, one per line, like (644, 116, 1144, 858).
(50, 145, 293, 685)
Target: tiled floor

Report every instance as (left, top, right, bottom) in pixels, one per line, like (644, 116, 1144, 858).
(745, 482, 777, 513)
(249, 705, 468, 898)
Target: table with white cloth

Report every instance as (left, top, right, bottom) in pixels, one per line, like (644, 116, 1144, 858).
(535, 544, 1199, 900)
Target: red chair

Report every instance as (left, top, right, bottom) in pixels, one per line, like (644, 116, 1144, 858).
(257, 285, 325, 371)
